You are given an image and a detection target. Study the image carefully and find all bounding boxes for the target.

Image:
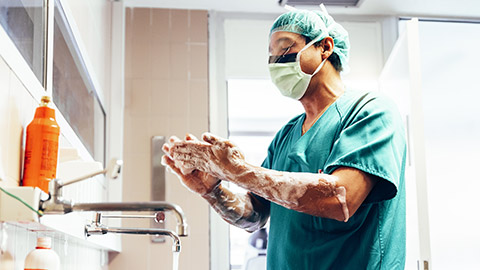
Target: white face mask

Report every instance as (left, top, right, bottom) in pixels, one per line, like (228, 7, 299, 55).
(268, 36, 326, 100)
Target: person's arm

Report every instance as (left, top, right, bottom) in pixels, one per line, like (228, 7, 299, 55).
(217, 160, 375, 222)
(202, 184, 270, 232)
(168, 133, 377, 222)
(162, 135, 270, 231)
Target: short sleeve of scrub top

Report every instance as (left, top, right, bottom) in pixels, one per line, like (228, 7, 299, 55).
(323, 93, 406, 204)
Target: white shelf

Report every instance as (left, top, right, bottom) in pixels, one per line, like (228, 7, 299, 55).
(0, 186, 121, 252)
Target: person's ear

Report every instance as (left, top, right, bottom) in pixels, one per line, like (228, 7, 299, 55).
(321, 37, 334, 59)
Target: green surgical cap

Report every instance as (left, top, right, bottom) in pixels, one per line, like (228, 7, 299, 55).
(270, 9, 350, 72)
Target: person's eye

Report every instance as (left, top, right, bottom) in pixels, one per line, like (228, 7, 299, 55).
(282, 43, 295, 54)
(281, 47, 291, 55)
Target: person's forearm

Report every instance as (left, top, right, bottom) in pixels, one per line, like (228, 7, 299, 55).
(227, 164, 349, 222)
(166, 134, 348, 221)
(202, 182, 269, 232)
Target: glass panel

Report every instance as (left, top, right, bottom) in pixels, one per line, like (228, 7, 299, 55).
(227, 79, 303, 141)
(417, 21, 480, 270)
(52, 2, 105, 164)
(378, 23, 421, 270)
(0, 0, 44, 84)
(227, 79, 303, 269)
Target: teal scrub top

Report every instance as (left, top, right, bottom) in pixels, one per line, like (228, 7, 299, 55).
(259, 90, 407, 270)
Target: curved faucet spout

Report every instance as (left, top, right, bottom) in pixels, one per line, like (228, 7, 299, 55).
(86, 226, 181, 252)
(72, 201, 188, 236)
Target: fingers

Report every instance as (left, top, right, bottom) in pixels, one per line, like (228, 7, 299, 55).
(202, 132, 226, 145)
(202, 132, 239, 149)
(202, 132, 218, 145)
(164, 135, 197, 156)
(170, 142, 207, 156)
(185, 133, 199, 142)
(166, 134, 203, 154)
(170, 147, 209, 172)
(161, 155, 171, 167)
(162, 155, 182, 175)
(169, 136, 182, 144)
(164, 136, 182, 156)
(162, 143, 170, 155)
(164, 135, 211, 172)
(163, 154, 197, 177)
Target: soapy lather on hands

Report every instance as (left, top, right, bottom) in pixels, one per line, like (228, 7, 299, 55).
(162, 132, 350, 223)
(162, 134, 220, 196)
(162, 134, 267, 231)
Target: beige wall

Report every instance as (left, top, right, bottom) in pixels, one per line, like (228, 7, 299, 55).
(109, 8, 210, 270)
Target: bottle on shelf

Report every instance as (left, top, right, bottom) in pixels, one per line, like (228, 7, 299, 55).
(24, 237, 61, 270)
(22, 96, 60, 194)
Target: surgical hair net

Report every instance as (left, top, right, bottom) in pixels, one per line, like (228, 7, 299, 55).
(270, 9, 350, 72)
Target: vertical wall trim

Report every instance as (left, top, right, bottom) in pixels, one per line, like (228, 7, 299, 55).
(106, 1, 126, 252)
(380, 16, 399, 65)
(406, 18, 432, 267)
(44, 0, 54, 94)
(208, 10, 231, 270)
(43, 0, 54, 92)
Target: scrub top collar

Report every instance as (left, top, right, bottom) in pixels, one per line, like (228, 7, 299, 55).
(288, 90, 351, 169)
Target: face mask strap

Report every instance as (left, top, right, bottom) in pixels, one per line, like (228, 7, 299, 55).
(311, 58, 327, 76)
(296, 12, 337, 61)
(295, 34, 327, 76)
(296, 35, 324, 62)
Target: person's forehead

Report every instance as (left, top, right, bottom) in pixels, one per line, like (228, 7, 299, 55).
(269, 31, 304, 49)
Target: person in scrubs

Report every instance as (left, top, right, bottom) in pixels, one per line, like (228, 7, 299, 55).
(163, 8, 406, 270)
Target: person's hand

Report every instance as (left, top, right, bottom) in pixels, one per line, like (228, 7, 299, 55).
(162, 134, 220, 196)
(166, 132, 246, 181)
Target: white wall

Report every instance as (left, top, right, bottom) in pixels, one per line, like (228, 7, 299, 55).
(222, 16, 385, 90)
(0, 0, 117, 268)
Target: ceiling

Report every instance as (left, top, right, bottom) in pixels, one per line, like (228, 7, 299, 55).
(124, 0, 480, 20)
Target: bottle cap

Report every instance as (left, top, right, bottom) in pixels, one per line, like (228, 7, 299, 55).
(40, 96, 51, 107)
(36, 237, 52, 248)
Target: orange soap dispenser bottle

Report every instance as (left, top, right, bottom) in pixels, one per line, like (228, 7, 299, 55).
(22, 96, 60, 193)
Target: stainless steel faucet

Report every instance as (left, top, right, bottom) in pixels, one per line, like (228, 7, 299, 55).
(86, 213, 181, 252)
(71, 201, 188, 236)
(40, 158, 123, 214)
(39, 158, 189, 237)
(87, 226, 181, 252)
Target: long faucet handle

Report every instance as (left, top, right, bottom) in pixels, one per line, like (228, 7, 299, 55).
(85, 225, 181, 252)
(97, 212, 166, 223)
(60, 159, 123, 188)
